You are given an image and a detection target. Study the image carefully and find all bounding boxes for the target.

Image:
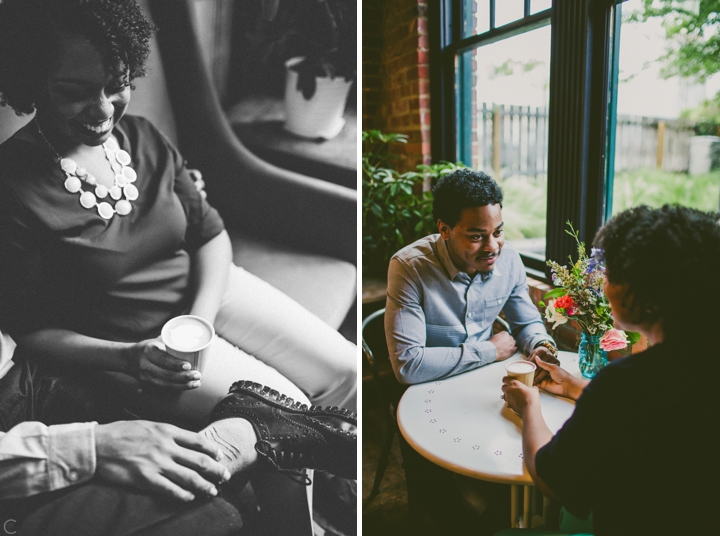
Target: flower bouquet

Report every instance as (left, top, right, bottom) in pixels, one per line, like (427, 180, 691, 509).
(539, 223, 639, 378)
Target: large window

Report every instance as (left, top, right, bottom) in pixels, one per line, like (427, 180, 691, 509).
(457, 25, 551, 259)
(433, 0, 719, 278)
(432, 1, 552, 271)
(608, 0, 720, 215)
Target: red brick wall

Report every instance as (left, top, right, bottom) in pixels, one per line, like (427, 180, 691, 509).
(362, 0, 383, 129)
(362, 0, 431, 172)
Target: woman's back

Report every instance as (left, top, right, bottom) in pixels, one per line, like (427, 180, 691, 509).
(536, 339, 717, 535)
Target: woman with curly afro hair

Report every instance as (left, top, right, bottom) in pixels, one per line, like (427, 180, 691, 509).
(0, 1, 357, 534)
(500, 205, 720, 535)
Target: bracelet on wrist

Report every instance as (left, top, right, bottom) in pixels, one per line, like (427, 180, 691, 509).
(534, 340, 558, 358)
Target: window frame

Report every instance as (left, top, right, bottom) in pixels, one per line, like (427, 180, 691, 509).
(430, 0, 620, 279)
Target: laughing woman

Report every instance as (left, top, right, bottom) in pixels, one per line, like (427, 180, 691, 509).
(501, 205, 719, 535)
(0, 0, 356, 533)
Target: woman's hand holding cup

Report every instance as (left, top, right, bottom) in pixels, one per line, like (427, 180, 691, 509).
(128, 338, 202, 391)
(501, 377, 539, 418)
(532, 356, 588, 401)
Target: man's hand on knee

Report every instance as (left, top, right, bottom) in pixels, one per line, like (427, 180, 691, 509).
(95, 421, 231, 502)
(490, 331, 517, 361)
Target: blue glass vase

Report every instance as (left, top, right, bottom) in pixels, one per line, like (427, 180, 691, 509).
(578, 332, 608, 379)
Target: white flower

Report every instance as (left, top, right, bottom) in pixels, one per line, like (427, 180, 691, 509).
(545, 299, 568, 329)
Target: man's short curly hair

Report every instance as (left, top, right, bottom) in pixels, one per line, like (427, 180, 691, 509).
(432, 169, 503, 227)
(0, 0, 155, 115)
(594, 204, 720, 343)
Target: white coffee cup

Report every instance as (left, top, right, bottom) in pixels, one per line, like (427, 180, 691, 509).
(505, 360, 537, 388)
(161, 315, 215, 374)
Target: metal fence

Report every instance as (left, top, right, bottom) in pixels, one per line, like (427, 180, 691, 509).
(472, 103, 696, 177)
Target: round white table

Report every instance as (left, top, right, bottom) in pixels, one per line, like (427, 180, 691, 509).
(397, 351, 581, 528)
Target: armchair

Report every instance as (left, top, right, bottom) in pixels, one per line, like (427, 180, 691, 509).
(130, 0, 357, 331)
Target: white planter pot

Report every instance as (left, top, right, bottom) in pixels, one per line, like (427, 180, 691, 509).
(284, 57, 353, 140)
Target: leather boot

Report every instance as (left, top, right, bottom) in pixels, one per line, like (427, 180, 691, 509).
(210, 380, 357, 482)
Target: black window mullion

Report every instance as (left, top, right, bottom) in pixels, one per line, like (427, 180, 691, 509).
(585, 0, 615, 237)
(451, 11, 551, 55)
(546, 0, 615, 277)
(458, 53, 473, 163)
(430, 0, 456, 162)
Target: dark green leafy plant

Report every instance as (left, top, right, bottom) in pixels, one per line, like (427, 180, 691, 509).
(404, 161, 469, 190)
(254, 0, 356, 100)
(362, 130, 468, 276)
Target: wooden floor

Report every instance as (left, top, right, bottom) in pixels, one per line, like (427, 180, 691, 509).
(362, 381, 458, 536)
(362, 383, 448, 536)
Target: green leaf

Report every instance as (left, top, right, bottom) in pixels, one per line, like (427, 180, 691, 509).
(625, 331, 642, 345)
(543, 288, 567, 300)
(538, 300, 546, 308)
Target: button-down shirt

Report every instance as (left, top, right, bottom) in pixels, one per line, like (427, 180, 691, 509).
(0, 421, 97, 499)
(385, 234, 553, 384)
(0, 332, 96, 499)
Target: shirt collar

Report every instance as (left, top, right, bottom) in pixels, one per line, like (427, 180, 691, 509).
(480, 266, 502, 281)
(436, 236, 502, 282)
(436, 237, 461, 281)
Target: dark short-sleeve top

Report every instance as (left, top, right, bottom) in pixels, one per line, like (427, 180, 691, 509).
(535, 340, 717, 535)
(0, 115, 225, 342)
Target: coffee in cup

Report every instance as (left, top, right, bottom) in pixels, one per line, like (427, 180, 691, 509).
(505, 360, 537, 388)
(161, 315, 215, 374)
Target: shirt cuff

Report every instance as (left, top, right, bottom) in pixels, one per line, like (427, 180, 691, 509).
(472, 340, 497, 366)
(47, 422, 98, 491)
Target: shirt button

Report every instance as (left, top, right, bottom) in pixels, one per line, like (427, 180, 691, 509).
(468, 313, 473, 318)
(68, 470, 79, 482)
(497, 299, 502, 304)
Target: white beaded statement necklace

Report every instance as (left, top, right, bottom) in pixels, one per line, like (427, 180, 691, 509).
(35, 119, 138, 220)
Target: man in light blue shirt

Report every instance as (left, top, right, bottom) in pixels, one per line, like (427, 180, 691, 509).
(386, 169, 557, 385)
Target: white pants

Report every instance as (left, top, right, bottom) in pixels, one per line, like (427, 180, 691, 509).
(136, 263, 356, 426)
(214, 264, 357, 411)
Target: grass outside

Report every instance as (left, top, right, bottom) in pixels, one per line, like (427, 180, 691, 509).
(499, 168, 720, 241)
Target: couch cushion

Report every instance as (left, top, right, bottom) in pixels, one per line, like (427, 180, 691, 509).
(230, 233, 356, 330)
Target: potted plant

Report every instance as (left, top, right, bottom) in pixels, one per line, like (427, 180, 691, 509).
(362, 130, 467, 277)
(254, 0, 356, 139)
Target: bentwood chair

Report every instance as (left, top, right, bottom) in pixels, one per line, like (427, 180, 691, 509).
(362, 308, 404, 500)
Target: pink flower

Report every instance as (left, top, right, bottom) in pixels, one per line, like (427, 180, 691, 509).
(600, 329, 628, 351)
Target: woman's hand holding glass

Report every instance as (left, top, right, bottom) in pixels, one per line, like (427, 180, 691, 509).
(128, 338, 202, 391)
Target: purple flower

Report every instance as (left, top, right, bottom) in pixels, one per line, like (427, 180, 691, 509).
(586, 247, 605, 273)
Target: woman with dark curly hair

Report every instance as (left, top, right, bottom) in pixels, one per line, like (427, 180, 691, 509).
(0, 0, 356, 533)
(500, 204, 720, 535)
